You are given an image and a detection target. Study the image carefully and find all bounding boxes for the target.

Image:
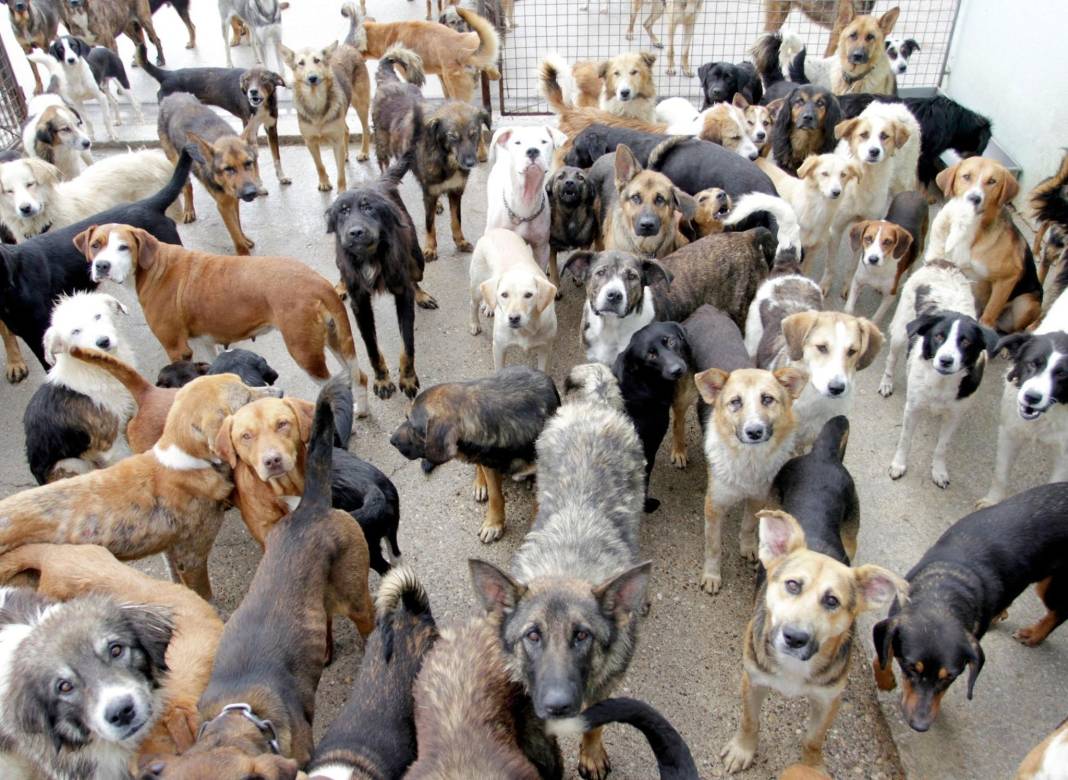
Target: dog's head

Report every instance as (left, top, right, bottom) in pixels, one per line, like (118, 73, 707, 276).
(34, 102, 92, 154)
(562, 249, 670, 318)
(481, 268, 556, 332)
(757, 510, 906, 664)
(742, 102, 773, 149)
(835, 112, 910, 165)
(697, 61, 747, 106)
(141, 751, 300, 780)
(598, 51, 656, 105)
(240, 66, 285, 110)
(6, 0, 34, 21)
(491, 125, 566, 196)
(186, 127, 259, 203)
(547, 165, 597, 212)
(613, 144, 695, 248)
(427, 102, 491, 173)
(215, 396, 314, 481)
(76, 223, 159, 284)
(156, 360, 210, 389)
(697, 97, 759, 161)
(209, 348, 279, 387)
(781, 311, 883, 400)
(849, 219, 913, 271)
(564, 128, 611, 169)
(935, 157, 1019, 217)
(696, 366, 806, 445)
(1039, 223, 1068, 275)
(781, 86, 838, 134)
(563, 363, 624, 409)
(0, 157, 58, 223)
(438, 5, 469, 32)
(622, 321, 690, 383)
(797, 153, 860, 200)
(469, 558, 651, 720)
(10, 593, 172, 752)
(389, 386, 459, 464)
(906, 312, 997, 378)
(63, 0, 90, 26)
(884, 36, 919, 76)
(282, 42, 336, 88)
(996, 330, 1068, 421)
(325, 185, 403, 260)
(693, 188, 732, 236)
(49, 35, 92, 66)
(835, 4, 899, 75)
(43, 291, 128, 364)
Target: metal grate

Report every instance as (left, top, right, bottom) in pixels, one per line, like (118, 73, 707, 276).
(0, 36, 26, 149)
(499, 0, 959, 115)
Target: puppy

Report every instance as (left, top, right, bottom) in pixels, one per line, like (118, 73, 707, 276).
(23, 291, 134, 484)
(2, 0, 62, 94)
(563, 361, 625, 409)
(156, 348, 278, 390)
(883, 36, 919, 77)
(486, 125, 566, 273)
(722, 192, 802, 268)
(697, 96, 761, 161)
(390, 366, 560, 543)
(371, 43, 426, 172)
(469, 228, 558, 372)
(843, 190, 929, 323)
(546, 165, 600, 290)
(698, 59, 763, 107)
(828, 4, 899, 95)
(872, 483, 1068, 732)
(22, 91, 93, 179)
(767, 85, 842, 177)
(721, 510, 906, 772)
(0, 588, 172, 780)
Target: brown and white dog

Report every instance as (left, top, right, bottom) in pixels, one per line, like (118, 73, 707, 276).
(541, 50, 658, 125)
(763, 0, 876, 57)
(1015, 718, 1068, 780)
(58, 0, 166, 65)
(828, 4, 899, 95)
(21, 91, 93, 179)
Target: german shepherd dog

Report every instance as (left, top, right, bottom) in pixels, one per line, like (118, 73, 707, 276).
(470, 393, 651, 780)
(157, 92, 260, 255)
(2, 0, 61, 94)
(326, 153, 438, 401)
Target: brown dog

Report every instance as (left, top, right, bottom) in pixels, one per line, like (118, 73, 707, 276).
(0, 373, 275, 599)
(829, 3, 899, 95)
(59, 0, 166, 65)
(78, 224, 371, 408)
(561, 51, 658, 120)
(0, 543, 223, 764)
(937, 157, 1043, 331)
(3, 0, 61, 93)
(763, 0, 876, 56)
(540, 56, 663, 140)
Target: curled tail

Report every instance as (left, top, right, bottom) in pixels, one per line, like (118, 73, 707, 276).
(750, 32, 785, 89)
(340, 1, 367, 51)
(789, 48, 811, 84)
(723, 192, 802, 258)
(68, 346, 155, 406)
(375, 565, 435, 662)
(135, 43, 169, 85)
(539, 56, 572, 115)
(647, 135, 690, 173)
(458, 8, 499, 71)
(147, 147, 194, 215)
(378, 43, 425, 88)
(294, 378, 344, 517)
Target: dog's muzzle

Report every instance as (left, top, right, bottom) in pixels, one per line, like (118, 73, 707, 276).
(342, 225, 377, 254)
(866, 253, 881, 266)
(66, 58, 77, 65)
(459, 155, 478, 171)
(247, 91, 264, 107)
(966, 191, 983, 209)
(797, 111, 817, 129)
(92, 261, 112, 281)
(935, 355, 959, 375)
(779, 625, 818, 661)
(739, 420, 770, 444)
(707, 89, 726, 103)
(238, 185, 259, 202)
(635, 214, 660, 237)
(825, 377, 847, 397)
(558, 181, 581, 205)
(618, 87, 632, 101)
(508, 314, 522, 329)
(849, 48, 870, 65)
(306, 74, 320, 86)
(1018, 389, 1050, 420)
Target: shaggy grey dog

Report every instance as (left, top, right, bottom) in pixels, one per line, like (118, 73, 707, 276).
(562, 362, 624, 410)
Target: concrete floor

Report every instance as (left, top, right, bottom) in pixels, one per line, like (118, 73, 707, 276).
(0, 1, 1065, 778)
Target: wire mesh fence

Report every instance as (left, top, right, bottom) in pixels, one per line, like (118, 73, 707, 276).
(498, 0, 959, 114)
(0, 37, 26, 149)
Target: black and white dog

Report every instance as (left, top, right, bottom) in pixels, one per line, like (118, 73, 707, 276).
(48, 35, 142, 130)
(883, 37, 920, 77)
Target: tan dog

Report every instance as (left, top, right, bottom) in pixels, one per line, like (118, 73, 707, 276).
(698, 96, 761, 161)
(78, 224, 370, 411)
(764, 0, 877, 57)
(936, 157, 1042, 331)
(743, 101, 774, 155)
(694, 366, 808, 594)
(720, 510, 907, 773)
(693, 187, 732, 237)
(566, 51, 657, 120)
(468, 228, 558, 372)
(829, 4, 899, 95)
(0, 373, 275, 599)
(1015, 717, 1068, 780)
(0, 543, 223, 764)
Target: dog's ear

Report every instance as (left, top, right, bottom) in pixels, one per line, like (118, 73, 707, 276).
(934, 161, 959, 196)
(640, 51, 656, 69)
(561, 250, 594, 282)
(901, 38, 920, 57)
(994, 332, 1031, 361)
(849, 220, 870, 252)
(890, 120, 910, 152)
(252, 755, 300, 780)
(321, 40, 339, 59)
(213, 416, 238, 468)
(271, 70, 286, 88)
(281, 44, 295, 66)
(534, 276, 556, 314)
(890, 226, 913, 259)
(672, 188, 697, 221)
(821, 93, 843, 151)
(121, 604, 174, 677)
(757, 509, 806, 571)
(469, 558, 525, 614)
(844, 159, 863, 182)
(35, 119, 56, 147)
(995, 170, 1020, 208)
(731, 93, 749, 109)
(100, 293, 128, 316)
(796, 154, 819, 180)
(546, 125, 567, 149)
(834, 117, 860, 141)
(962, 632, 985, 700)
(73, 37, 91, 57)
(698, 111, 722, 144)
(693, 367, 728, 404)
(774, 365, 808, 399)
(835, 0, 856, 28)
(72, 224, 95, 258)
(324, 200, 340, 234)
(42, 325, 63, 365)
(25, 157, 60, 189)
(855, 565, 909, 613)
(766, 97, 784, 122)
(697, 61, 712, 86)
(283, 397, 316, 443)
(781, 310, 819, 360)
(878, 7, 901, 36)
(905, 313, 940, 343)
(424, 416, 459, 463)
(185, 132, 216, 168)
(871, 617, 899, 686)
(640, 257, 672, 287)
(489, 127, 512, 166)
(613, 144, 642, 191)
(132, 228, 160, 270)
(593, 560, 651, 618)
(479, 277, 497, 310)
(162, 706, 199, 753)
(596, 59, 609, 80)
(978, 324, 999, 357)
(479, 110, 492, 133)
(855, 317, 885, 370)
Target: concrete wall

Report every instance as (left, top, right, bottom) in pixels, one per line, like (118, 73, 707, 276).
(943, 0, 1068, 199)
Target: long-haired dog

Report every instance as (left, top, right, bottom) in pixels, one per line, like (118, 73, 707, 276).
(1030, 149, 1068, 303)
(22, 90, 93, 180)
(769, 86, 842, 177)
(470, 391, 651, 780)
(0, 587, 173, 780)
(2, 0, 62, 93)
(763, 1, 876, 57)
(544, 51, 658, 120)
(371, 43, 426, 172)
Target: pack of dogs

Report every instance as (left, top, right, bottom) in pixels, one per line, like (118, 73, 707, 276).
(0, 0, 1064, 778)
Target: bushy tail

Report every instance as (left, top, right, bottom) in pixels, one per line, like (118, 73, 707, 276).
(1030, 149, 1068, 229)
(375, 565, 431, 618)
(647, 136, 690, 173)
(340, 1, 367, 51)
(146, 146, 194, 215)
(723, 192, 802, 255)
(135, 43, 169, 85)
(67, 346, 154, 405)
(539, 56, 572, 114)
(378, 43, 425, 88)
(458, 8, 499, 69)
(750, 32, 785, 88)
(788, 48, 811, 84)
(294, 377, 344, 517)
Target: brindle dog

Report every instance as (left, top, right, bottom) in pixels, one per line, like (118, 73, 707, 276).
(547, 165, 600, 293)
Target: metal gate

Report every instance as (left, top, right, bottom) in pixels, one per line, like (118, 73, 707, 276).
(0, 37, 25, 149)
(498, 0, 960, 115)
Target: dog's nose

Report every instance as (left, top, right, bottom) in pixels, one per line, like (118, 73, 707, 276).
(307, 74, 320, 85)
(239, 185, 258, 202)
(849, 50, 868, 64)
(562, 180, 578, 193)
(526, 147, 539, 160)
(753, 132, 766, 143)
(747, 149, 759, 161)
(94, 261, 111, 276)
(263, 452, 283, 471)
(799, 112, 815, 126)
(1023, 389, 1044, 405)
(508, 314, 521, 327)
(668, 364, 685, 380)
(619, 87, 631, 99)
(867, 148, 881, 161)
(95, 336, 111, 349)
(743, 422, 767, 441)
(347, 226, 366, 241)
(938, 355, 954, 368)
(18, 203, 33, 215)
(967, 192, 982, 206)
(829, 188, 842, 199)
(636, 217, 659, 236)
(541, 689, 576, 719)
(105, 696, 137, 728)
(866, 254, 880, 265)
(460, 155, 477, 170)
(782, 627, 811, 650)
(248, 89, 260, 97)
(605, 289, 623, 306)
(827, 378, 847, 396)
(66, 58, 76, 64)
(80, 138, 91, 149)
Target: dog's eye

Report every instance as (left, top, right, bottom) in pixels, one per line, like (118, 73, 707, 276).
(847, 346, 859, 357)
(500, 291, 509, 299)
(655, 194, 667, 206)
(960, 338, 970, 348)
(594, 267, 606, 276)
(859, 131, 870, 140)
(117, 244, 129, 252)
(224, 166, 237, 175)
(241, 431, 253, 441)
(573, 629, 590, 644)
(108, 642, 124, 658)
(361, 202, 373, 213)
(785, 579, 802, 595)
(629, 69, 637, 75)
(624, 269, 638, 280)
(629, 193, 641, 205)
(879, 132, 889, 141)
(525, 628, 541, 644)
(26, 181, 35, 188)
(91, 240, 100, 249)
(761, 393, 774, 406)
(933, 335, 944, 345)
(822, 593, 840, 610)
(243, 161, 253, 170)
(849, 31, 858, 39)
(987, 177, 996, 186)
(71, 328, 81, 336)
(524, 291, 533, 299)
(312, 57, 320, 64)
(277, 420, 289, 430)
(962, 173, 972, 181)
(56, 679, 74, 694)
(816, 344, 829, 355)
(728, 396, 742, 411)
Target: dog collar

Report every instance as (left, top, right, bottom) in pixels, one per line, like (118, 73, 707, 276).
(841, 66, 873, 86)
(502, 190, 546, 225)
(198, 703, 281, 755)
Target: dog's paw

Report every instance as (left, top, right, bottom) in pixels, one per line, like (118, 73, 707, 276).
(480, 302, 494, 318)
(666, 66, 677, 75)
(423, 247, 438, 262)
(278, 175, 292, 186)
(317, 181, 333, 192)
(699, 570, 722, 595)
(975, 495, 998, 509)
(819, 280, 832, 298)
(398, 373, 420, 399)
(682, 67, 695, 77)
(739, 538, 758, 562)
(156, 54, 165, 66)
(720, 736, 756, 774)
(416, 290, 438, 309)
(670, 449, 687, 469)
(877, 376, 894, 397)
(5, 360, 29, 384)
(435, 202, 444, 215)
(421, 458, 437, 474)
(872, 656, 897, 691)
(185, 40, 195, 49)
(356, 151, 369, 162)
(243, 236, 255, 249)
(372, 377, 396, 399)
(256, 185, 269, 197)
(624, 31, 634, 39)
(930, 464, 950, 489)
(652, 41, 664, 49)
(473, 481, 488, 502)
(456, 240, 474, 253)
(888, 462, 906, 480)
(469, 322, 481, 336)
(478, 521, 504, 544)
(578, 739, 611, 780)
(643, 497, 660, 513)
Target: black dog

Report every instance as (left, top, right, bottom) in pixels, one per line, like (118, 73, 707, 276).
(149, 0, 196, 48)
(768, 85, 842, 176)
(872, 482, 1068, 733)
(326, 153, 437, 400)
(614, 321, 690, 513)
(156, 347, 279, 389)
(547, 165, 600, 291)
(0, 148, 190, 377)
(837, 93, 992, 186)
(697, 60, 762, 108)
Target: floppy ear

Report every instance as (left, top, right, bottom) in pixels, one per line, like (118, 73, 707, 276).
(469, 558, 525, 614)
(121, 604, 174, 676)
(995, 171, 1020, 208)
(834, 117, 860, 141)
(593, 560, 651, 619)
(774, 365, 808, 399)
(185, 132, 216, 168)
(796, 154, 819, 180)
(878, 6, 901, 36)
(890, 226, 913, 259)
(282, 397, 315, 443)
(672, 188, 697, 221)
(132, 228, 159, 270)
(479, 278, 497, 309)
(901, 38, 920, 57)
(979, 324, 999, 357)
(72, 225, 95, 258)
(424, 416, 459, 463)
(271, 70, 286, 87)
(698, 112, 722, 144)
(213, 416, 238, 469)
(693, 367, 728, 404)
(99, 293, 128, 316)
(640, 51, 656, 69)
(849, 221, 870, 252)
(25, 157, 60, 188)
(757, 509, 806, 571)
(42, 325, 63, 365)
(891, 120, 910, 151)
(561, 250, 594, 282)
(935, 162, 959, 196)
(872, 616, 899, 684)
(995, 332, 1031, 361)
(962, 632, 985, 700)
(614, 144, 642, 191)
(731, 93, 749, 109)
(845, 159, 863, 182)
(781, 310, 819, 360)
(640, 257, 672, 286)
(35, 120, 56, 146)
(855, 565, 909, 613)
(766, 97, 784, 122)
(905, 313, 941, 342)
(596, 59, 609, 80)
(534, 276, 556, 313)
(856, 317, 885, 370)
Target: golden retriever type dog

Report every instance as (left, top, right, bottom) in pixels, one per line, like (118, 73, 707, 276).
(541, 51, 658, 135)
(829, 4, 900, 95)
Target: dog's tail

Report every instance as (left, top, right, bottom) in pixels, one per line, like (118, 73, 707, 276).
(135, 43, 169, 85)
(293, 377, 344, 517)
(340, 2, 368, 52)
(812, 415, 850, 463)
(541, 52, 578, 105)
(458, 8, 499, 73)
(382, 140, 416, 188)
(750, 32, 786, 89)
(378, 43, 425, 88)
(547, 698, 699, 780)
(788, 48, 811, 84)
(723, 192, 802, 259)
(67, 346, 156, 407)
(26, 51, 67, 94)
(145, 146, 194, 216)
(647, 135, 690, 173)
(539, 55, 575, 115)
(1030, 149, 1068, 230)
(375, 565, 436, 669)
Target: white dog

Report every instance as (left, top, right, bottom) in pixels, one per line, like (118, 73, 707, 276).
(21, 92, 93, 180)
(655, 96, 700, 133)
(924, 194, 981, 266)
(220, 0, 288, 75)
(469, 228, 558, 371)
(0, 150, 179, 242)
(485, 125, 566, 277)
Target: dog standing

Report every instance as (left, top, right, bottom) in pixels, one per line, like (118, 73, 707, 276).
(59, 0, 166, 66)
(371, 43, 426, 172)
(2, 0, 61, 94)
(546, 165, 600, 292)
(630, 0, 703, 77)
(828, 4, 899, 95)
(219, 0, 286, 74)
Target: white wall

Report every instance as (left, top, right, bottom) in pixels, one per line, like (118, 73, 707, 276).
(943, 0, 1068, 200)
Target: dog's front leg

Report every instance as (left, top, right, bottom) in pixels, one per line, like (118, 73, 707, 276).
(165, 537, 217, 602)
(422, 193, 440, 261)
(305, 137, 332, 191)
(929, 405, 965, 488)
(478, 466, 506, 543)
(265, 124, 290, 185)
(888, 396, 920, 481)
(869, 290, 895, 324)
(219, 196, 253, 255)
(27, 52, 44, 95)
(180, 180, 197, 222)
(842, 267, 862, 314)
(333, 134, 348, 192)
(800, 692, 841, 769)
(448, 190, 473, 252)
(680, 9, 697, 76)
(395, 289, 420, 398)
(979, 278, 1014, 328)
(352, 289, 394, 399)
(701, 490, 726, 594)
(738, 497, 761, 561)
(976, 415, 1019, 509)
(720, 670, 768, 773)
(579, 727, 611, 780)
(669, 385, 690, 468)
(0, 322, 28, 383)
(222, 15, 236, 67)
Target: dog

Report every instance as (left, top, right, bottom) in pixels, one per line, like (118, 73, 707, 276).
(546, 165, 601, 291)
(138, 48, 290, 191)
(1031, 150, 1068, 304)
(721, 509, 906, 772)
(23, 291, 134, 484)
(58, 0, 166, 65)
(627, 0, 702, 77)
(884, 35, 919, 76)
(2, 0, 62, 94)
(1016, 718, 1068, 780)
(326, 156, 436, 401)
(40, 35, 141, 136)
(0, 543, 223, 762)
(692, 187, 732, 236)
(887, 308, 997, 489)
(390, 366, 560, 543)
(722, 192, 803, 268)
(654, 95, 700, 134)
(141, 383, 375, 777)
(283, 3, 372, 190)
(486, 125, 567, 274)
(743, 101, 775, 155)
(469, 228, 558, 371)
(0, 588, 173, 779)
(826, 4, 899, 95)
(698, 59, 763, 107)
(215, 393, 402, 575)
(22, 91, 93, 180)
(0, 147, 189, 385)
(469, 388, 650, 780)
(843, 190, 929, 323)
(156, 348, 278, 390)
(149, 0, 194, 48)
(872, 483, 1068, 732)
(763, 1, 876, 57)
(766, 85, 842, 177)
(371, 43, 426, 172)
(563, 361, 625, 409)
(545, 51, 657, 120)
(307, 567, 438, 780)
(924, 194, 981, 267)
(0, 149, 178, 242)
(937, 157, 1043, 331)
(219, 0, 285, 74)
(696, 97, 761, 161)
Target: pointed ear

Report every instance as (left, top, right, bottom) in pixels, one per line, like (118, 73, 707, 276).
(856, 317, 884, 369)
(935, 162, 959, 196)
(480, 110, 492, 132)
(479, 278, 497, 310)
(281, 45, 295, 65)
(996, 171, 1020, 208)
(424, 416, 459, 463)
(547, 126, 567, 148)
(614, 144, 642, 191)
(73, 225, 95, 258)
(766, 97, 784, 121)
(534, 276, 556, 313)
(469, 558, 524, 614)
(963, 633, 985, 700)
(878, 6, 901, 36)
(834, 117, 860, 141)
(490, 127, 513, 166)
(694, 367, 729, 404)
(731, 93, 749, 109)
(757, 509, 806, 570)
(213, 416, 237, 468)
(322, 40, 339, 58)
(781, 310, 818, 360)
(561, 250, 594, 283)
(593, 561, 651, 619)
(673, 188, 697, 221)
(836, 0, 856, 27)
(42, 326, 63, 365)
(854, 564, 909, 613)
(774, 365, 808, 399)
(100, 294, 128, 316)
(797, 154, 819, 180)
(849, 221, 869, 252)
(282, 398, 315, 443)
